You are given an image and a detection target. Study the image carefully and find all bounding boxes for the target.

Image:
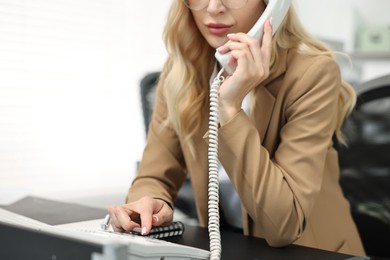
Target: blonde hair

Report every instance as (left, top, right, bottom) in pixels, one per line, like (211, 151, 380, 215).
(161, 0, 215, 155)
(161, 1, 355, 152)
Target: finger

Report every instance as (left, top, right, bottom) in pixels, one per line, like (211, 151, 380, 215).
(226, 33, 259, 64)
(152, 202, 174, 226)
(261, 19, 273, 68)
(108, 206, 128, 232)
(135, 196, 160, 235)
(152, 214, 160, 226)
(109, 205, 136, 232)
(217, 33, 248, 55)
(109, 211, 124, 232)
(139, 198, 173, 233)
(216, 43, 230, 54)
(139, 211, 153, 235)
(226, 32, 247, 43)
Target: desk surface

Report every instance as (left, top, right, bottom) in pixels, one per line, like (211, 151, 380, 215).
(166, 224, 356, 260)
(1, 196, 365, 260)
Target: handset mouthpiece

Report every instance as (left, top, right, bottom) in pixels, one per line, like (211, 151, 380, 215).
(215, 51, 235, 75)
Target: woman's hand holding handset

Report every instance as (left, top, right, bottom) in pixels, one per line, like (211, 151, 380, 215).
(216, 19, 273, 126)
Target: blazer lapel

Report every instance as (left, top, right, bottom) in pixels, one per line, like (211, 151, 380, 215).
(252, 86, 276, 141)
(252, 48, 288, 141)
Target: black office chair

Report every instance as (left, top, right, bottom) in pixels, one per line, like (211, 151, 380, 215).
(139, 72, 198, 221)
(338, 74, 390, 259)
(140, 72, 160, 137)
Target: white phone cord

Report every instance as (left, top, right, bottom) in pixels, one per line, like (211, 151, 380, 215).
(208, 67, 225, 260)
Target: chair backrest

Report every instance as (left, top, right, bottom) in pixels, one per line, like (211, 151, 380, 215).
(140, 72, 160, 137)
(354, 74, 390, 104)
(338, 74, 390, 258)
(340, 74, 390, 166)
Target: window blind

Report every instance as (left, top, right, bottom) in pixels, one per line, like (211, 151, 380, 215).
(0, 0, 141, 198)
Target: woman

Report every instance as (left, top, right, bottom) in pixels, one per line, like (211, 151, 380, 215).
(109, 0, 365, 256)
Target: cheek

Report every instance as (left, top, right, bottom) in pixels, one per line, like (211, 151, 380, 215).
(190, 12, 202, 32)
(239, 4, 265, 32)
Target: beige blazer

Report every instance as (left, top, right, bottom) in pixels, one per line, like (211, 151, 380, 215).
(128, 48, 366, 256)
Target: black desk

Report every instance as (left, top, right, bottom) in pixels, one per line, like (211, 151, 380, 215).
(166, 224, 360, 260)
(1, 196, 369, 260)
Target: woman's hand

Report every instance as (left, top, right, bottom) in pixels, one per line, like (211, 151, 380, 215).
(216, 19, 273, 125)
(108, 196, 173, 235)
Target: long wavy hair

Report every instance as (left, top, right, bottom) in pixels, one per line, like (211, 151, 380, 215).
(161, 0, 355, 153)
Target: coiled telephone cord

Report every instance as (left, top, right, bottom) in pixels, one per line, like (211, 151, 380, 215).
(208, 68, 225, 260)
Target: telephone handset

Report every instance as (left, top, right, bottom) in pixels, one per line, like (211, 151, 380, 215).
(215, 0, 292, 75)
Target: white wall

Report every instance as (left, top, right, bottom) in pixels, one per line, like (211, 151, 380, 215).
(295, 0, 390, 82)
(1, 0, 389, 208)
(295, 0, 390, 52)
(0, 0, 172, 207)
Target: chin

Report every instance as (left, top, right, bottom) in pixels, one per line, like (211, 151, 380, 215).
(207, 37, 228, 49)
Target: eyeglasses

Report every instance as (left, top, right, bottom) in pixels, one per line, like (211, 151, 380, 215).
(182, 0, 249, 11)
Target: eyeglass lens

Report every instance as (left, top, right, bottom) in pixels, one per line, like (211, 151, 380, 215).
(183, 0, 248, 11)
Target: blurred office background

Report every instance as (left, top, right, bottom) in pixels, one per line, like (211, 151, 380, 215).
(0, 0, 389, 208)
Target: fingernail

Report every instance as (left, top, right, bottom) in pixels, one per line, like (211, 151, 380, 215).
(153, 215, 159, 223)
(133, 227, 142, 233)
(141, 226, 147, 235)
(269, 17, 273, 26)
(227, 33, 235, 37)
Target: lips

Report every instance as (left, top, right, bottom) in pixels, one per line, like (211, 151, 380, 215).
(207, 23, 232, 36)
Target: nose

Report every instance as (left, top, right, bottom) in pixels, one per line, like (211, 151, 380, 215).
(207, 0, 226, 14)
